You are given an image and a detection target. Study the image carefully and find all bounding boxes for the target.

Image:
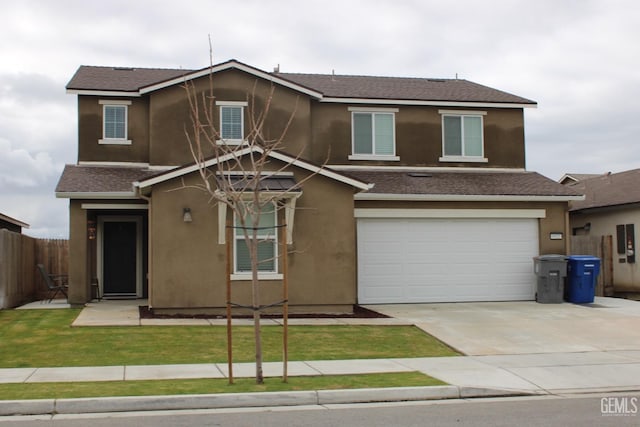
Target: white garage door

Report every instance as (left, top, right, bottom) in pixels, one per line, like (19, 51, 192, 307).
(357, 218, 539, 304)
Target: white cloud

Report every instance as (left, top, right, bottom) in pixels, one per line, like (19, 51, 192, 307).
(1, 0, 640, 236)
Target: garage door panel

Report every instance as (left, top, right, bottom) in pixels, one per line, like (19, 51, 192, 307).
(357, 218, 538, 304)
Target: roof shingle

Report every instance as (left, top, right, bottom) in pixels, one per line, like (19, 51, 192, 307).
(348, 170, 583, 197)
(66, 66, 193, 92)
(55, 165, 158, 194)
(66, 61, 535, 104)
(568, 169, 640, 211)
(276, 73, 535, 104)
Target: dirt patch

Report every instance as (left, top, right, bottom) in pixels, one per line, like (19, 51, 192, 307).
(139, 305, 388, 319)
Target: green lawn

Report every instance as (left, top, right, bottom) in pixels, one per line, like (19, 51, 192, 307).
(0, 309, 458, 368)
(0, 372, 446, 400)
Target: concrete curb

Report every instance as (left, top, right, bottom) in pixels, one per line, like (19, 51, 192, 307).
(0, 386, 536, 416)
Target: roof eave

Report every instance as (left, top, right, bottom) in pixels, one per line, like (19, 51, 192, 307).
(0, 214, 30, 229)
(570, 200, 640, 213)
(320, 97, 537, 109)
(55, 192, 139, 200)
(134, 146, 372, 192)
(355, 193, 584, 202)
(66, 89, 141, 97)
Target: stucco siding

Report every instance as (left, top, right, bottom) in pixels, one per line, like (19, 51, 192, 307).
(148, 164, 357, 312)
(571, 207, 640, 291)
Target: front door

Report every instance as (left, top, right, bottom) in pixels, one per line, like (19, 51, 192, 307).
(99, 217, 142, 298)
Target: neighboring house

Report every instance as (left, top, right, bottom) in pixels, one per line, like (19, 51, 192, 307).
(56, 59, 582, 313)
(0, 213, 29, 234)
(565, 169, 640, 294)
(559, 173, 603, 186)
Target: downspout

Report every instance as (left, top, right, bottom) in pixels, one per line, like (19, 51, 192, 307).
(137, 188, 153, 309)
(564, 209, 571, 255)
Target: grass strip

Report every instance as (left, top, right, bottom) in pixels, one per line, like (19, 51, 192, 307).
(0, 372, 445, 400)
(0, 309, 458, 368)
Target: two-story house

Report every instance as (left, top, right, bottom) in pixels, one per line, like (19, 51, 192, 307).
(56, 59, 582, 314)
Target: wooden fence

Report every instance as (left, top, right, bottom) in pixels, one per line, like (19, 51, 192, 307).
(0, 229, 69, 309)
(570, 235, 614, 296)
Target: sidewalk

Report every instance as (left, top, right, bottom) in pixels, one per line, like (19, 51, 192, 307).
(3, 299, 640, 416)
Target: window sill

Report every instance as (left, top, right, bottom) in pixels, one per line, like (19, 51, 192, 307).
(348, 154, 400, 161)
(439, 156, 488, 163)
(99, 139, 132, 145)
(216, 139, 246, 146)
(231, 273, 283, 281)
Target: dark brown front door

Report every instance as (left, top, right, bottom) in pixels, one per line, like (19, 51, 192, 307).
(103, 220, 137, 296)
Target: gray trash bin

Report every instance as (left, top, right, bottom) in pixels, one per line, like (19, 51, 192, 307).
(533, 255, 567, 303)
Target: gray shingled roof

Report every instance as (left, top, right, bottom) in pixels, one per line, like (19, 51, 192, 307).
(56, 164, 582, 199)
(66, 61, 535, 104)
(55, 165, 158, 193)
(348, 170, 583, 197)
(66, 66, 192, 92)
(276, 73, 535, 104)
(568, 169, 640, 211)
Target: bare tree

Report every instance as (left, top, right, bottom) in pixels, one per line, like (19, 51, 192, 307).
(182, 58, 316, 383)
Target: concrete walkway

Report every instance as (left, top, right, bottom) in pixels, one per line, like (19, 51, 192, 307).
(2, 352, 640, 394)
(4, 297, 640, 416)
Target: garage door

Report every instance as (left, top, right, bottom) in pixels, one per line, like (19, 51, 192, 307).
(357, 218, 539, 303)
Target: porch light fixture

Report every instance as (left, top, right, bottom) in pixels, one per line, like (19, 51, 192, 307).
(87, 220, 97, 240)
(183, 208, 192, 223)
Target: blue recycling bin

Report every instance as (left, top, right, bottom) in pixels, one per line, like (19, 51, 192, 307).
(566, 255, 601, 304)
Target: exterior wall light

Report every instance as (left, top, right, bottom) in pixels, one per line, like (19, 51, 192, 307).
(87, 220, 97, 240)
(183, 208, 193, 223)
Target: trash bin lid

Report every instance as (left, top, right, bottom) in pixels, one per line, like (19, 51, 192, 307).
(567, 255, 600, 261)
(535, 254, 567, 261)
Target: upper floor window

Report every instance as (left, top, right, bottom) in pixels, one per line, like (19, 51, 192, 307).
(348, 107, 399, 161)
(217, 101, 247, 144)
(439, 110, 487, 163)
(99, 100, 131, 145)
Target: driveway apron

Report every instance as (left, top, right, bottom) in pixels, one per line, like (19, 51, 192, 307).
(367, 297, 640, 356)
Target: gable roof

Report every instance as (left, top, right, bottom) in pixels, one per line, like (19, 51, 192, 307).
(66, 60, 536, 107)
(348, 169, 584, 202)
(568, 169, 640, 211)
(559, 173, 604, 185)
(135, 146, 372, 192)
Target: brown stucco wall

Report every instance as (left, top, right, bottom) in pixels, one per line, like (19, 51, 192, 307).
(148, 69, 312, 167)
(355, 200, 569, 255)
(68, 200, 89, 304)
(77, 96, 150, 163)
(309, 103, 526, 168)
(148, 162, 357, 313)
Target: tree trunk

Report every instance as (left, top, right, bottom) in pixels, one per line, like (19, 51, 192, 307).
(250, 224, 264, 384)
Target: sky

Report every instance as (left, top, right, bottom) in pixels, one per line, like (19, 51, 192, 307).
(1, 0, 639, 238)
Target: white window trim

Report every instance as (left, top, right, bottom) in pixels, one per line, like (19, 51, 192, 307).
(99, 100, 132, 145)
(438, 156, 489, 163)
(350, 107, 398, 159)
(231, 273, 284, 281)
(439, 110, 486, 161)
(217, 101, 247, 145)
(348, 154, 400, 161)
(233, 202, 279, 277)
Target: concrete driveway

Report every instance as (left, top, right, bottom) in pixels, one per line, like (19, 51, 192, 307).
(368, 297, 640, 356)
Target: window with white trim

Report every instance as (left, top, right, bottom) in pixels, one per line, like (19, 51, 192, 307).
(99, 100, 131, 145)
(439, 110, 487, 162)
(348, 107, 399, 161)
(217, 101, 247, 144)
(234, 202, 277, 273)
